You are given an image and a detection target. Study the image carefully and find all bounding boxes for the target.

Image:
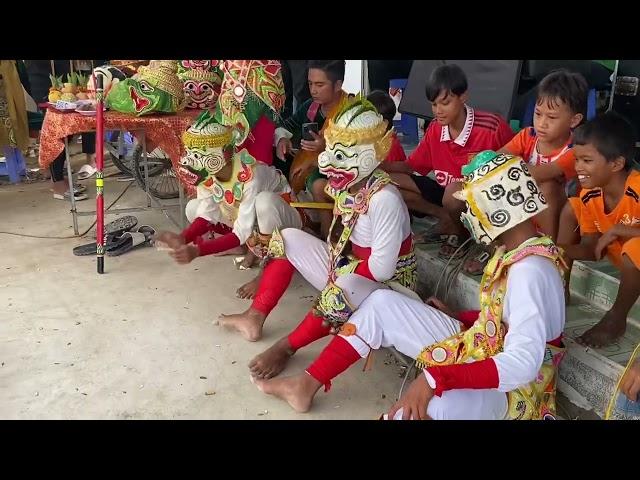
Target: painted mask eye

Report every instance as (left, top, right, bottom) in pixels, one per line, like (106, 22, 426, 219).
(139, 81, 154, 93)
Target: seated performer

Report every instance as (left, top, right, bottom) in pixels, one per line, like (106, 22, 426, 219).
(219, 98, 417, 380)
(155, 111, 304, 299)
(252, 150, 567, 420)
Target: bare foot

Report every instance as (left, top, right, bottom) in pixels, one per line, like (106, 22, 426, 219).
(217, 307, 266, 342)
(212, 245, 245, 257)
(155, 231, 184, 250)
(248, 337, 294, 379)
(236, 274, 262, 299)
(251, 373, 322, 413)
(577, 309, 627, 348)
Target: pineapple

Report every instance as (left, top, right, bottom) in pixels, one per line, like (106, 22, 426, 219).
(62, 73, 77, 94)
(75, 72, 89, 99)
(48, 74, 63, 102)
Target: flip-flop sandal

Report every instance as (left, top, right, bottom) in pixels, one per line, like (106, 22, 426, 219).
(76, 164, 97, 180)
(463, 248, 492, 276)
(438, 235, 470, 260)
(106, 231, 148, 257)
(73, 233, 122, 256)
(414, 232, 448, 244)
(135, 225, 156, 245)
(98, 215, 138, 238)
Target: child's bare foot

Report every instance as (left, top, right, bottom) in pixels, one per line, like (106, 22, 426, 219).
(155, 231, 184, 250)
(236, 274, 261, 299)
(217, 308, 266, 342)
(248, 337, 294, 379)
(251, 372, 321, 413)
(577, 309, 627, 348)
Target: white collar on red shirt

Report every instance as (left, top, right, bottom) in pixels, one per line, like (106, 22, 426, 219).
(440, 105, 474, 147)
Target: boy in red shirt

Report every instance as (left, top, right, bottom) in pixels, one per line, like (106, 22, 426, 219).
(381, 64, 514, 257)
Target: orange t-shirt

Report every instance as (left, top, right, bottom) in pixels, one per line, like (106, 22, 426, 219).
(503, 127, 576, 179)
(579, 170, 640, 265)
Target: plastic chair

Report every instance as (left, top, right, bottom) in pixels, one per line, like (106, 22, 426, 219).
(0, 147, 27, 183)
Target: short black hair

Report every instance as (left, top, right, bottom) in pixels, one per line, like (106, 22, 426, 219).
(573, 112, 636, 170)
(307, 60, 346, 84)
(425, 64, 468, 102)
(536, 69, 589, 117)
(367, 90, 396, 129)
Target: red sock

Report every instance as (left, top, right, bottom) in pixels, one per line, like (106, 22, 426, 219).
(181, 217, 212, 244)
(287, 310, 331, 351)
(306, 335, 362, 391)
(251, 258, 295, 316)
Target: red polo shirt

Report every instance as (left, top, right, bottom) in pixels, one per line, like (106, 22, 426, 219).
(407, 107, 514, 186)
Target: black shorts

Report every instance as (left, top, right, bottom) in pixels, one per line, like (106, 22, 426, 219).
(409, 174, 445, 217)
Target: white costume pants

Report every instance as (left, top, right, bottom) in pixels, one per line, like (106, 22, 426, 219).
(185, 192, 303, 236)
(280, 228, 386, 307)
(343, 289, 508, 420)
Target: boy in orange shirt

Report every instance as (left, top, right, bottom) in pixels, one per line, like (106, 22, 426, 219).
(500, 69, 588, 241)
(560, 112, 640, 348)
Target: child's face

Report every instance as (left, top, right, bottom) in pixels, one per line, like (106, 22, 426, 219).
(574, 143, 625, 189)
(431, 90, 467, 126)
(534, 96, 582, 144)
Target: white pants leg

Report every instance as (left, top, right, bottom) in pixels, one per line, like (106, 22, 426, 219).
(344, 289, 508, 420)
(185, 197, 224, 225)
(281, 229, 386, 307)
(254, 191, 303, 234)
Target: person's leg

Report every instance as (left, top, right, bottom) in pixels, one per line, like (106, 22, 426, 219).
(534, 179, 567, 242)
(310, 177, 332, 239)
(50, 151, 67, 195)
(252, 288, 461, 411)
(81, 131, 96, 167)
(391, 173, 448, 222)
(557, 199, 581, 304)
(219, 228, 329, 342)
(578, 238, 640, 348)
(236, 192, 304, 299)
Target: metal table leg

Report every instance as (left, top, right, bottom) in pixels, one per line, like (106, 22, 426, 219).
(65, 137, 79, 235)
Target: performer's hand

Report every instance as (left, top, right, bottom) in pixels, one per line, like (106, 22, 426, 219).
(300, 131, 325, 152)
(595, 229, 618, 261)
(387, 372, 434, 420)
(155, 231, 184, 250)
(169, 244, 200, 264)
(620, 359, 640, 402)
(426, 297, 456, 318)
(276, 138, 293, 160)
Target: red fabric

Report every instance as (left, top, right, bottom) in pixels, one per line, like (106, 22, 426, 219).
(427, 358, 500, 396)
(251, 258, 296, 315)
(407, 110, 514, 186)
(457, 310, 480, 329)
(306, 335, 362, 391)
(181, 217, 212, 244)
(194, 232, 240, 256)
(287, 309, 331, 350)
(352, 234, 413, 281)
(208, 222, 232, 235)
(385, 133, 407, 162)
(239, 115, 275, 166)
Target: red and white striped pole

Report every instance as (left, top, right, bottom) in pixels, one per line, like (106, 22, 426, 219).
(95, 74, 105, 274)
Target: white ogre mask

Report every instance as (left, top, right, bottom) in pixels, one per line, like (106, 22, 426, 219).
(318, 99, 393, 192)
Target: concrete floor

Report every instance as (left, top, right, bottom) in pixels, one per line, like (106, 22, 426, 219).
(0, 158, 406, 419)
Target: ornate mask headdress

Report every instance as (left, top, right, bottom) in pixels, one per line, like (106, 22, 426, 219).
(180, 110, 235, 187)
(107, 60, 185, 116)
(453, 150, 548, 245)
(319, 97, 394, 193)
